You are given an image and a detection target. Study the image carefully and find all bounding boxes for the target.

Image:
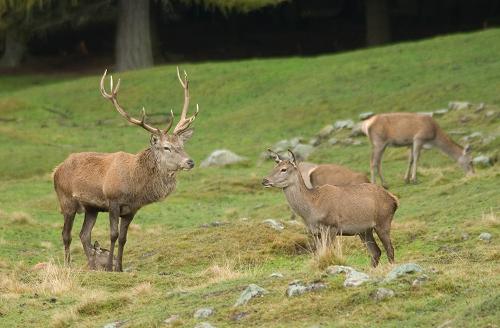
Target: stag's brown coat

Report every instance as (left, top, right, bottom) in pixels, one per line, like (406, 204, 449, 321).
(53, 68, 199, 271)
(263, 150, 398, 267)
(362, 112, 473, 186)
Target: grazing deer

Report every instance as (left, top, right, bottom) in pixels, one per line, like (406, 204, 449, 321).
(361, 112, 474, 187)
(263, 149, 399, 267)
(53, 67, 199, 271)
(298, 162, 369, 189)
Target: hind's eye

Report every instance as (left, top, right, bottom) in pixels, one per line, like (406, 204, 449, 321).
(280, 168, 287, 173)
(163, 147, 171, 152)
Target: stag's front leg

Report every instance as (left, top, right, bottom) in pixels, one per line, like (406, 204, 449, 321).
(107, 203, 120, 272)
(116, 213, 134, 272)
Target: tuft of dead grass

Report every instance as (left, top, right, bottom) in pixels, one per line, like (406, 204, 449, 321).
(480, 208, 499, 227)
(9, 211, 37, 225)
(33, 261, 79, 295)
(309, 225, 345, 269)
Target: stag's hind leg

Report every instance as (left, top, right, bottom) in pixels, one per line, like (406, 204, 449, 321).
(374, 226, 395, 264)
(62, 210, 76, 266)
(359, 230, 382, 267)
(80, 208, 98, 270)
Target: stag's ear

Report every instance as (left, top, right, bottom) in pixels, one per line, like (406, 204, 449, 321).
(93, 241, 101, 250)
(178, 128, 194, 143)
(267, 148, 282, 163)
(287, 149, 297, 167)
(150, 134, 159, 146)
(463, 144, 472, 155)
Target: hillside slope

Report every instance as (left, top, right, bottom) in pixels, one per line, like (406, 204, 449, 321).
(0, 29, 499, 327)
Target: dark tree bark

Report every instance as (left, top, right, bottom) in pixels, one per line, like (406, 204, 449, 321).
(365, 0, 391, 46)
(115, 0, 153, 71)
(0, 27, 27, 68)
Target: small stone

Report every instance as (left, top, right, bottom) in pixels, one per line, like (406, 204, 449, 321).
(103, 321, 127, 328)
(200, 149, 246, 168)
(473, 155, 493, 167)
(448, 101, 471, 111)
(317, 124, 334, 138)
(292, 144, 315, 160)
(479, 232, 492, 242)
(334, 119, 354, 130)
(328, 137, 338, 145)
(262, 219, 284, 231)
(309, 137, 321, 146)
(234, 284, 268, 306)
(195, 323, 216, 328)
(460, 115, 471, 123)
(384, 263, 423, 282)
(49, 297, 57, 303)
(164, 315, 180, 325)
(412, 275, 428, 287)
(461, 232, 469, 240)
(326, 265, 370, 287)
(359, 112, 374, 120)
(418, 112, 433, 117)
(194, 308, 214, 319)
(289, 137, 304, 148)
(475, 103, 485, 112)
(433, 109, 449, 116)
(286, 281, 326, 297)
(342, 138, 362, 146)
(350, 123, 364, 137)
(371, 287, 395, 301)
(270, 272, 284, 278)
(485, 110, 496, 118)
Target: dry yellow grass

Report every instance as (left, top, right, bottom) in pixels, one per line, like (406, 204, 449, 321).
(309, 225, 346, 269)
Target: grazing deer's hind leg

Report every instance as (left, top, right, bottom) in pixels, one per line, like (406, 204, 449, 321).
(410, 140, 424, 183)
(404, 148, 414, 183)
(116, 213, 135, 272)
(80, 209, 98, 269)
(359, 230, 381, 267)
(371, 143, 388, 188)
(62, 211, 76, 265)
(374, 227, 394, 264)
(107, 203, 120, 272)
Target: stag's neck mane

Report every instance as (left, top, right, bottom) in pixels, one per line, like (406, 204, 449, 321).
(433, 127, 464, 161)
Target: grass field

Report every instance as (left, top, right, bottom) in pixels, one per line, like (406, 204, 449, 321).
(0, 29, 499, 327)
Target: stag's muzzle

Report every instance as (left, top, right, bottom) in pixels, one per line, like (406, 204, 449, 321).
(262, 178, 272, 187)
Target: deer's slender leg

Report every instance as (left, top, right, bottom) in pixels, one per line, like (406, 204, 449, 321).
(359, 230, 381, 267)
(410, 140, 424, 183)
(107, 203, 120, 272)
(79, 209, 98, 270)
(404, 148, 414, 183)
(374, 227, 394, 263)
(62, 211, 76, 265)
(116, 213, 135, 272)
(371, 143, 388, 188)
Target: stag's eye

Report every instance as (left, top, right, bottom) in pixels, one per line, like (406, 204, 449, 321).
(280, 168, 287, 173)
(163, 146, 171, 152)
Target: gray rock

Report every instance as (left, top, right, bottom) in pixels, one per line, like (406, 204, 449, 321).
(385, 263, 423, 282)
(195, 323, 216, 328)
(200, 149, 246, 168)
(290, 137, 304, 148)
(334, 119, 354, 130)
(286, 281, 326, 297)
(371, 287, 395, 301)
(164, 315, 180, 325)
(309, 137, 321, 147)
(479, 232, 492, 242)
(273, 139, 291, 152)
(485, 110, 496, 118)
(473, 155, 493, 167)
(418, 112, 434, 117)
(475, 103, 485, 112)
(103, 321, 127, 328)
(317, 124, 334, 138)
(359, 112, 374, 120)
(263, 219, 284, 231)
(234, 284, 268, 306)
(326, 265, 370, 287)
(270, 272, 284, 278)
(461, 232, 469, 240)
(448, 101, 471, 111)
(411, 274, 428, 287)
(328, 137, 339, 145)
(194, 308, 214, 319)
(342, 138, 362, 146)
(350, 122, 365, 137)
(433, 108, 449, 116)
(292, 144, 315, 160)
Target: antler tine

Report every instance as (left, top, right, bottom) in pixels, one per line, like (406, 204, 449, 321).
(173, 67, 199, 135)
(165, 109, 174, 132)
(99, 69, 162, 135)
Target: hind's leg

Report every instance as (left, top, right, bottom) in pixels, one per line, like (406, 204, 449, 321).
(62, 211, 77, 265)
(359, 230, 382, 267)
(375, 226, 395, 263)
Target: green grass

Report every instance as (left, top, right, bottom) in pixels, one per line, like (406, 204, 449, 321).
(1, 29, 499, 327)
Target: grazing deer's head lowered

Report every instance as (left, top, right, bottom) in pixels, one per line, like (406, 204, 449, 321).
(54, 67, 200, 272)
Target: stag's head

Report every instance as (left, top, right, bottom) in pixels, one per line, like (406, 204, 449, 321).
(262, 149, 300, 188)
(100, 67, 198, 171)
(458, 144, 474, 175)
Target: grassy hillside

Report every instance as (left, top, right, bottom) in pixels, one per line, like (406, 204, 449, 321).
(0, 29, 499, 327)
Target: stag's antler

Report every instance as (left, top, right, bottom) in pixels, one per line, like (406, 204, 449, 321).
(173, 66, 199, 135)
(100, 69, 174, 135)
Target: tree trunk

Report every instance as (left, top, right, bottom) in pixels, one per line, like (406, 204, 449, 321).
(115, 0, 153, 71)
(365, 0, 391, 46)
(0, 28, 27, 68)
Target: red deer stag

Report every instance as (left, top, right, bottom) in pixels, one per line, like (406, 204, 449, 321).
(263, 150, 399, 267)
(53, 68, 199, 271)
(361, 113, 474, 187)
